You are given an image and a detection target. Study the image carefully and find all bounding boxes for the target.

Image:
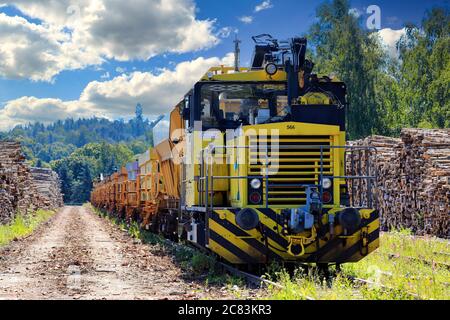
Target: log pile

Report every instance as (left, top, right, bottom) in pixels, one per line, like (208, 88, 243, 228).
(30, 167, 64, 210)
(350, 129, 449, 238)
(0, 141, 63, 224)
(0, 142, 35, 224)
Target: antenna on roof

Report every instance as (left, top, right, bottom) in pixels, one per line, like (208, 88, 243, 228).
(233, 34, 241, 72)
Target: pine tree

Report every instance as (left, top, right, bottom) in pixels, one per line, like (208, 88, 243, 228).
(133, 103, 145, 137)
(57, 163, 73, 203)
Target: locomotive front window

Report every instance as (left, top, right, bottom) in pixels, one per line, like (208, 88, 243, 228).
(199, 82, 287, 128)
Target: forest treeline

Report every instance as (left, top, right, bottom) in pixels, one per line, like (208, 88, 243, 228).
(0, 0, 448, 203)
(0, 106, 159, 203)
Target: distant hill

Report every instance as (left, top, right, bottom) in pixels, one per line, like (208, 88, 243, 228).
(0, 104, 163, 166)
(0, 105, 163, 203)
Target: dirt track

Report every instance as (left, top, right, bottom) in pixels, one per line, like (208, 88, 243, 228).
(0, 206, 259, 300)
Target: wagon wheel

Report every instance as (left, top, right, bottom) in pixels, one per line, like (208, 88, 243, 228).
(132, 208, 143, 224)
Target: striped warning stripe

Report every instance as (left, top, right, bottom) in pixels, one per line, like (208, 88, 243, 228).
(305, 211, 380, 262)
(207, 207, 380, 264)
(209, 229, 260, 264)
(226, 209, 289, 249)
(209, 210, 283, 261)
(334, 228, 379, 263)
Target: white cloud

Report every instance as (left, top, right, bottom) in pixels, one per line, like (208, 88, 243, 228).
(239, 16, 253, 24)
(254, 0, 273, 12)
(0, 0, 219, 80)
(0, 96, 94, 130)
(0, 1, 87, 26)
(0, 13, 101, 82)
(377, 28, 406, 59)
(0, 53, 234, 130)
(79, 53, 234, 116)
(115, 67, 126, 73)
(348, 8, 362, 18)
(216, 26, 238, 38)
(74, 0, 218, 61)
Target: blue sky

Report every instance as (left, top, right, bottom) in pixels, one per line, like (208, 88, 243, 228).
(0, 0, 448, 130)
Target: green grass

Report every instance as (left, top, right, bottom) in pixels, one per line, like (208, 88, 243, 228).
(267, 230, 450, 300)
(0, 209, 55, 247)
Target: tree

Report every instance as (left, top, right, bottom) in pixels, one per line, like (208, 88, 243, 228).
(77, 129, 88, 147)
(131, 103, 146, 137)
(309, 0, 385, 139)
(57, 162, 73, 203)
(135, 103, 143, 121)
(398, 7, 449, 128)
(68, 163, 92, 203)
(48, 142, 135, 203)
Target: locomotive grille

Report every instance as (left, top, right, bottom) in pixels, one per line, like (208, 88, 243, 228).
(248, 135, 333, 206)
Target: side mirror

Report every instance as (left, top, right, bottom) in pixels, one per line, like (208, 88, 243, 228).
(182, 106, 190, 119)
(182, 96, 191, 119)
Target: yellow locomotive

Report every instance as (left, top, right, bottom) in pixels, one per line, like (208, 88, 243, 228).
(92, 35, 379, 267)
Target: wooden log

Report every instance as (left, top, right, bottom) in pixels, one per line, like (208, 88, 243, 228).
(0, 141, 63, 224)
(349, 129, 449, 238)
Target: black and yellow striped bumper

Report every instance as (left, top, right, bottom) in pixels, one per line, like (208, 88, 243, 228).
(207, 208, 379, 264)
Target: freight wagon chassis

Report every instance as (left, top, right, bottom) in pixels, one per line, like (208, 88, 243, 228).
(125, 206, 142, 224)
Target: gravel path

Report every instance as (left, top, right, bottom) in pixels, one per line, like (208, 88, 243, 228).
(0, 206, 263, 300)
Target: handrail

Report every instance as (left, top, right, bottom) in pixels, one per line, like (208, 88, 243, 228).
(188, 144, 377, 213)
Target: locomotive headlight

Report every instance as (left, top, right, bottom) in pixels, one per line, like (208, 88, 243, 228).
(250, 178, 261, 189)
(265, 63, 278, 76)
(322, 177, 332, 189)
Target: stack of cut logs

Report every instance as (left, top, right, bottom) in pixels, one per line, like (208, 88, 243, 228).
(30, 167, 64, 210)
(0, 141, 34, 224)
(350, 129, 449, 238)
(0, 141, 63, 224)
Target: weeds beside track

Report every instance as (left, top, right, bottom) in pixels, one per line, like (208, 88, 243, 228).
(87, 204, 449, 300)
(0, 209, 56, 247)
(267, 230, 449, 300)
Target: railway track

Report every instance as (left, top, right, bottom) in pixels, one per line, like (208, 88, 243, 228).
(345, 275, 423, 300)
(218, 261, 427, 300)
(433, 251, 450, 257)
(397, 234, 450, 244)
(217, 261, 317, 300)
(142, 232, 435, 300)
(378, 269, 450, 287)
(91, 206, 441, 300)
(386, 252, 450, 269)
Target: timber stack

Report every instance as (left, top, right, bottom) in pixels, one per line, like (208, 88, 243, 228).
(0, 141, 35, 224)
(0, 141, 63, 224)
(350, 129, 449, 238)
(30, 167, 64, 210)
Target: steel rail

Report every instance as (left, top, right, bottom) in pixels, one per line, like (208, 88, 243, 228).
(216, 261, 316, 301)
(345, 275, 423, 300)
(385, 252, 450, 270)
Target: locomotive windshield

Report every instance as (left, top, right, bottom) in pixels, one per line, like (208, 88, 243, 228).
(196, 82, 288, 129)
